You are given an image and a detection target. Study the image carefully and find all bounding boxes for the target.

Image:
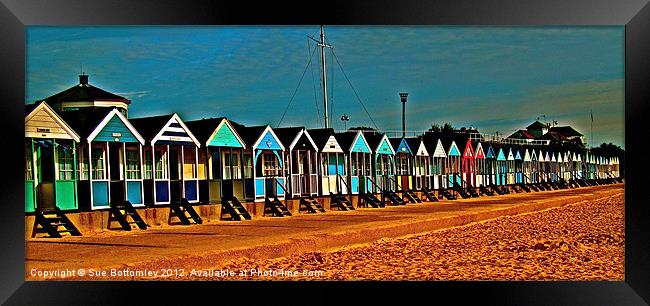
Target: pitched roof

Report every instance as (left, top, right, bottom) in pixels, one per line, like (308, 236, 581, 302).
(307, 128, 336, 149)
(527, 120, 547, 130)
(333, 131, 359, 151)
(40, 75, 131, 105)
(273, 127, 303, 148)
(508, 129, 536, 139)
(58, 107, 115, 138)
(548, 126, 583, 137)
(230, 121, 269, 148)
(129, 114, 175, 142)
(185, 117, 227, 144)
(362, 132, 386, 151)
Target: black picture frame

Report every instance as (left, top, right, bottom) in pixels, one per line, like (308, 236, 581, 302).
(1, 0, 648, 304)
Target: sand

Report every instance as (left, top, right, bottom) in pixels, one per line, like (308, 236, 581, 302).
(191, 194, 624, 280)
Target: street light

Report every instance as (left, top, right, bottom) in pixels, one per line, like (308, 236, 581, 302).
(341, 114, 350, 130)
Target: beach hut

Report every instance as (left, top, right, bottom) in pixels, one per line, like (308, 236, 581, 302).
(445, 139, 462, 187)
(485, 144, 497, 186)
(523, 148, 532, 184)
(474, 142, 486, 187)
(496, 147, 507, 186)
(423, 133, 448, 190)
(60, 108, 145, 210)
(130, 114, 201, 205)
(274, 127, 319, 198)
(363, 132, 395, 193)
(550, 152, 558, 182)
(460, 138, 476, 188)
(307, 128, 348, 196)
(231, 123, 286, 202)
(185, 117, 247, 204)
(514, 148, 523, 184)
(25, 102, 81, 212)
(389, 137, 414, 191)
(407, 137, 429, 190)
(506, 148, 515, 185)
(530, 149, 539, 183)
(335, 131, 372, 195)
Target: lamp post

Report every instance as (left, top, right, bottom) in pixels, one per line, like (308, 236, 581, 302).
(341, 114, 350, 130)
(399, 92, 408, 137)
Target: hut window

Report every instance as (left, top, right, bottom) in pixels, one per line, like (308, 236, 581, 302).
(183, 146, 197, 179)
(364, 154, 371, 176)
(154, 146, 168, 180)
(25, 141, 33, 180)
(396, 155, 408, 175)
(125, 146, 141, 180)
(56, 143, 74, 180)
(197, 149, 207, 180)
(144, 148, 152, 180)
(262, 152, 280, 176)
(243, 153, 253, 178)
(91, 144, 106, 180)
(223, 151, 241, 180)
(78, 145, 89, 180)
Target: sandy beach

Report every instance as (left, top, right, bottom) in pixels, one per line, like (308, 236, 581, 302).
(199, 193, 624, 281)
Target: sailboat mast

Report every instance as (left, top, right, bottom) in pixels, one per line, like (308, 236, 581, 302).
(320, 25, 329, 129)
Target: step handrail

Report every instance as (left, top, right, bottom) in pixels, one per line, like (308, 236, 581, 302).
(337, 174, 350, 194)
(273, 176, 289, 196)
(366, 176, 383, 194)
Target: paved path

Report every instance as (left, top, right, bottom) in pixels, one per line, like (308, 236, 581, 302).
(25, 184, 623, 280)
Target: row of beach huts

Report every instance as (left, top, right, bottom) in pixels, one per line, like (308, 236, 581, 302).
(25, 75, 622, 236)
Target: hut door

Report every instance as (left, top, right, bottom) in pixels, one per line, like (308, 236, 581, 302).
(35, 140, 56, 210)
(108, 142, 125, 203)
(169, 146, 181, 202)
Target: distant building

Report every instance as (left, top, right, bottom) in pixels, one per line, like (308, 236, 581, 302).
(35, 74, 131, 117)
(525, 121, 548, 138)
(508, 120, 585, 146)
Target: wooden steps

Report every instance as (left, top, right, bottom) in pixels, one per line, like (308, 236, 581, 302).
(264, 196, 292, 217)
(383, 190, 406, 205)
(108, 201, 148, 231)
(221, 197, 252, 221)
(169, 198, 203, 225)
(421, 187, 438, 202)
(32, 208, 82, 238)
(300, 195, 326, 213)
(361, 192, 384, 208)
(479, 185, 495, 196)
(439, 188, 457, 200)
(330, 193, 354, 211)
(402, 190, 422, 204)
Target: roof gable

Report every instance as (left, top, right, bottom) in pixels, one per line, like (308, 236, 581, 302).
(253, 126, 285, 151)
(151, 114, 200, 147)
(433, 139, 447, 158)
(486, 146, 495, 159)
(376, 135, 395, 155)
(25, 102, 80, 142)
(395, 138, 412, 155)
(416, 141, 429, 156)
(524, 149, 531, 162)
(507, 148, 515, 161)
(88, 109, 144, 144)
(497, 148, 506, 161)
(350, 131, 371, 153)
(462, 140, 474, 158)
(515, 150, 522, 160)
(208, 119, 245, 148)
(447, 141, 460, 157)
(475, 143, 485, 159)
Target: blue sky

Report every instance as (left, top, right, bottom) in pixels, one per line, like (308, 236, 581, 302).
(26, 26, 624, 147)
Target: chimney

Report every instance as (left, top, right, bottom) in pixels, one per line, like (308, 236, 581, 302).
(79, 74, 89, 85)
(399, 92, 408, 138)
